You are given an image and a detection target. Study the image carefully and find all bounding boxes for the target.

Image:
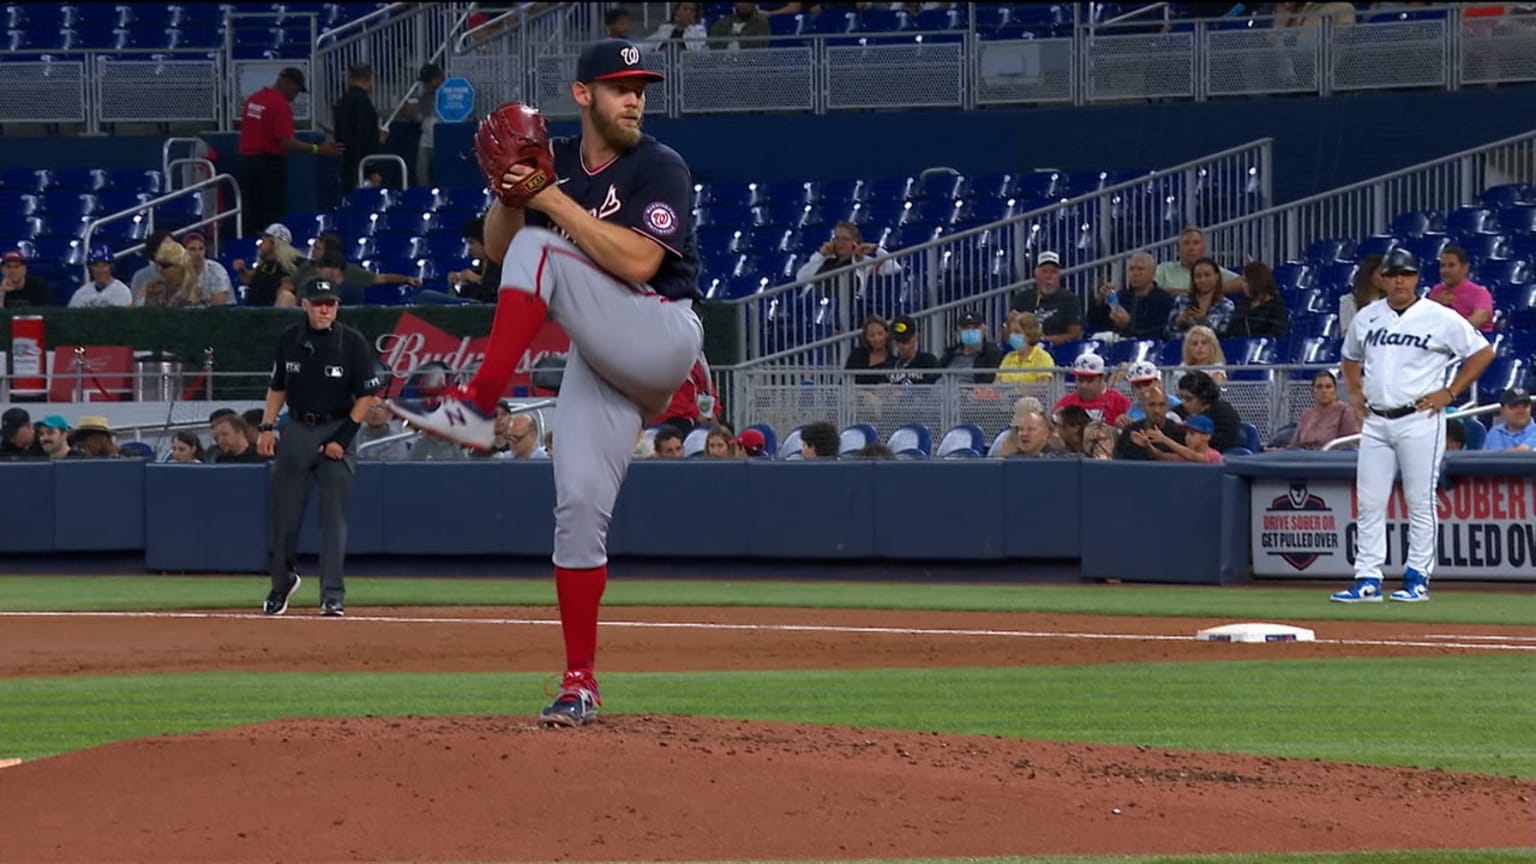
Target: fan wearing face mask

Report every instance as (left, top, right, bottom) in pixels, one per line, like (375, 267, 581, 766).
(996, 311, 1054, 384)
(939, 310, 1006, 384)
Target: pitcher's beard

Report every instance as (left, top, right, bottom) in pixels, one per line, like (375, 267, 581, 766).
(592, 109, 642, 151)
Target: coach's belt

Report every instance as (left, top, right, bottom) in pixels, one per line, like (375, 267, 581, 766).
(293, 411, 345, 425)
(1369, 404, 1417, 419)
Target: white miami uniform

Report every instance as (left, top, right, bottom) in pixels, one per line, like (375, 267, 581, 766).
(1342, 297, 1489, 582)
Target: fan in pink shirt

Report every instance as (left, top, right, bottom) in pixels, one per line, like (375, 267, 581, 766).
(1051, 353, 1132, 425)
(1426, 245, 1494, 333)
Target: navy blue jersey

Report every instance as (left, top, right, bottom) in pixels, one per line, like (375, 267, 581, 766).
(527, 134, 700, 301)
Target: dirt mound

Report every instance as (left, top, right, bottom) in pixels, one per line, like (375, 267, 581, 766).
(1, 715, 1528, 863)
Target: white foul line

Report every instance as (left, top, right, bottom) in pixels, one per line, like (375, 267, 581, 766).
(2, 610, 1535, 652)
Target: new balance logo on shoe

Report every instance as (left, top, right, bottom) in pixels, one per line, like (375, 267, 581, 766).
(445, 408, 467, 427)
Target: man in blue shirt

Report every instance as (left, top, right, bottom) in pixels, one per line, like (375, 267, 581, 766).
(1482, 388, 1536, 451)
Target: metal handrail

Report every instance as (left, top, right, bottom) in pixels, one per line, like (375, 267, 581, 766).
(314, 2, 409, 47)
(161, 137, 203, 184)
(453, 3, 536, 54)
(78, 173, 243, 277)
(1098, 2, 1170, 28)
(1321, 403, 1500, 451)
(166, 157, 216, 192)
(380, 3, 483, 129)
(358, 154, 410, 190)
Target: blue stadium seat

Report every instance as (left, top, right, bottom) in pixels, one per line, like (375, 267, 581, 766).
(1305, 237, 1352, 264)
(857, 9, 906, 32)
(1477, 357, 1528, 404)
(0, 190, 38, 216)
(1499, 204, 1536, 236)
(1285, 337, 1341, 378)
(1290, 312, 1339, 340)
(768, 11, 803, 36)
(1455, 233, 1508, 262)
(886, 423, 931, 458)
(1272, 261, 1314, 291)
(40, 191, 99, 218)
(442, 186, 491, 212)
(2, 168, 50, 194)
(778, 425, 805, 460)
(109, 169, 163, 196)
(1107, 339, 1160, 366)
(1052, 339, 1110, 363)
(50, 168, 108, 192)
(767, 180, 819, 208)
(344, 186, 394, 213)
(839, 423, 878, 456)
(1492, 282, 1536, 310)
(335, 210, 380, 238)
(35, 235, 85, 267)
(936, 424, 984, 457)
(1446, 206, 1496, 236)
(865, 175, 916, 205)
(363, 281, 416, 305)
(1480, 184, 1534, 209)
(912, 171, 967, 201)
(422, 232, 467, 260)
(1238, 422, 1262, 453)
(96, 187, 153, 215)
(820, 178, 868, 208)
(1391, 209, 1446, 238)
(1314, 261, 1357, 293)
(1353, 235, 1398, 259)
(1068, 170, 1112, 195)
(1284, 287, 1334, 315)
(710, 180, 769, 209)
(1402, 234, 1449, 265)
(153, 196, 201, 230)
(1479, 259, 1529, 289)
(1462, 417, 1488, 451)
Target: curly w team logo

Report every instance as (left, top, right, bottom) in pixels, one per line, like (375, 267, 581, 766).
(643, 202, 678, 236)
(1259, 481, 1340, 571)
(620, 46, 640, 66)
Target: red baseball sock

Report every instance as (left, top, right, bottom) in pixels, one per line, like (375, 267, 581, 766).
(554, 564, 607, 677)
(464, 290, 549, 414)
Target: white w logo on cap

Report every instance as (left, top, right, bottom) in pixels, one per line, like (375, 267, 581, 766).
(620, 46, 639, 65)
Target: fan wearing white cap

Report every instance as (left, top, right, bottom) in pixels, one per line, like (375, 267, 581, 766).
(1117, 361, 1182, 429)
(1051, 353, 1132, 425)
(232, 223, 308, 307)
(1007, 251, 1082, 345)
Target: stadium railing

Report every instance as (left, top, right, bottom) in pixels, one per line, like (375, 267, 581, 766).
(720, 138, 1273, 364)
(312, 2, 470, 136)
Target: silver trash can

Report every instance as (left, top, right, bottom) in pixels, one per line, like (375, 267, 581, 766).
(134, 352, 185, 402)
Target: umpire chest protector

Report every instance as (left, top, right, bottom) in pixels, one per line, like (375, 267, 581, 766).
(271, 322, 381, 417)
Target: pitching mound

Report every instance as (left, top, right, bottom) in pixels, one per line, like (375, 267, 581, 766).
(1, 715, 1528, 863)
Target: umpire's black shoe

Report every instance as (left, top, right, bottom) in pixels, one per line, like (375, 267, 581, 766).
(320, 597, 345, 617)
(262, 573, 301, 616)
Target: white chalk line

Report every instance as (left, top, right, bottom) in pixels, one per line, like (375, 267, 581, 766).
(3, 610, 1535, 652)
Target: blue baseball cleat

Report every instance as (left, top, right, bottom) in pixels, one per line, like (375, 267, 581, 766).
(1389, 568, 1430, 602)
(1329, 577, 1383, 603)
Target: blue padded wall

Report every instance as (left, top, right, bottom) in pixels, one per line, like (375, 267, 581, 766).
(0, 461, 54, 552)
(53, 458, 143, 550)
(1002, 459, 1081, 559)
(873, 460, 1004, 559)
(746, 460, 876, 558)
(142, 464, 270, 572)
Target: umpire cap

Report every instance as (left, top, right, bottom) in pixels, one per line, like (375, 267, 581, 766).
(1380, 248, 1419, 277)
(302, 277, 340, 302)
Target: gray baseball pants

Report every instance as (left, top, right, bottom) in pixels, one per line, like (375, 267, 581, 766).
(269, 417, 354, 600)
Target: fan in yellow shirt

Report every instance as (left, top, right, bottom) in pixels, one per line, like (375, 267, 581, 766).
(997, 312, 1055, 383)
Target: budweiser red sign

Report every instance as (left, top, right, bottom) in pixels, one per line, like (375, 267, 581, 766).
(375, 311, 569, 398)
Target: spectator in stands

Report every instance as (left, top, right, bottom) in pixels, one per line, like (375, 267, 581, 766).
(940, 311, 1005, 383)
(1340, 254, 1385, 334)
(1052, 353, 1132, 425)
(180, 234, 233, 306)
(652, 426, 687, 459)
(705, 426, 735, 458)
(710, 2, 771, 49)
(358, 401, 408, 460)
(410, 429, 469, 460)
(605, 7, 631, 38)
(731, 428, 767, 457)
(1155, 228, 1239, 294)
(1445, 417, 1467, 452)
(1145, 414, 1224, 464)
(35, 415, 77, 460)
(1285, 1, 1357, 27)
(1428, 246, 1494, 333)
(1114, 385, 1186, 461)
(1117, 361, 1183, 428)
(473, 400, 516, 458)
(645, 1, 707, 51)
(130, 231, 173, 299)
(1181, 325, 1229, 383)
(855, 442, 896, 459)
(1088, 252, 1174, 340)
(335, 63, 384, 193)
(299, 232, 424, 304)
(211, 414, 266, 463)
(648, 359, 720, 433)
(799, 421, 840, 459)
(1008, 252, 1082, 344)
(205, 408, 238, 463)
(887, 315, 940, 384)
(505, 414, 550, 459)
(845, 315, 896, 383)
(1165, 257, 1236, 339)
(0, 249, 49, 308)
(796, 222, 901, 296)
(0, 408, 40, 459)
(1055, 405, 1092, 455)
(169, 430, 205, 463)
(1226, 261, 1288, 338)
(1083, 420, 1115, 460)
(73, 417, 120, 459)
(996, 409, 1063, 458)
(402, 64, 445, 187)
(444, 215, 502, 303)
(1289, 370, 1361, 450)
(238, 67, 341, 237)
(233, 223, 306, 307)
(1175, 370, 1243, 453)
(997, 312, 1053, 384)
(68, 246, 132, 308)
(137, 238, 208, 308)
(1483, 388, 1536, 450)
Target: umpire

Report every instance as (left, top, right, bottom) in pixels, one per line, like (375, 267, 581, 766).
(256, 277, 384, 617)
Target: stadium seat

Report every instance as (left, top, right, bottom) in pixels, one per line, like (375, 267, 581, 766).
(1455, 233, 1507, 262)
(1388, 210, 1443, 238)
(1272, 261, 1314, 291)
(683, 427, 709, 457)
(1480, 259, 1529, 289)
(1480, 184, 1534, 209)
(110, 169, 163, 196)
(936, 424, 984, 457)
(1354, 235, 1398, 258)
(1238, 422, 1262, 453)
(1478, 357, 1528, 404)
(442, 186, 491, 212)
(886, 423, 931, 458)
(839, 423, 878, 456)
(1314, 261, 1358, 293)
(2, 168, 49, 194)
(344, 186, 394, 213)
(1290, 312, 1340, 340)
(778, 425, 805, 460)
(50, 168, 108, 192)
(1225, 446, 1254, 457)
(1106, 339, 1160, 366)
(911, 171, 967, 201)
(335, 210, 380, 238)
(1402, 235, 1450, 265)
(1304, 237, 1352, 264)
(40, 191, 99, 218)
(1446, 206, 1496, 236)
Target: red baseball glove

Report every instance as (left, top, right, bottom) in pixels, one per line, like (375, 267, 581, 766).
(475, 102, 555, 208)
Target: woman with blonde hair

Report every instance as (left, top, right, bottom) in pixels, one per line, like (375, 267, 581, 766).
(1181, 324, 1228, 383)
(181, 231, 233, 306)
(136, 238, 207, 307)
(703, 426, 739, 458)
(996, 311, 1054, 384)
(231, 223, 307, 307)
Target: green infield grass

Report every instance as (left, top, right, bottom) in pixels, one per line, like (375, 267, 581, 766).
(3, 576, 1535, 625)
(4, 657, 1531, 776)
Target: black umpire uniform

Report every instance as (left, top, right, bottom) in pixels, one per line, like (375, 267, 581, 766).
(258, 277, 383, 617)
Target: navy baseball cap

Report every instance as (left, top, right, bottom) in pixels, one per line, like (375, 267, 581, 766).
(577, 39, 664, 83)
(87, 244, 113, 264)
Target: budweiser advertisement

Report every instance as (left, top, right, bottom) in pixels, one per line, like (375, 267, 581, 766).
(374, 311, 569, 399)
(47, 345, 136, 402)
